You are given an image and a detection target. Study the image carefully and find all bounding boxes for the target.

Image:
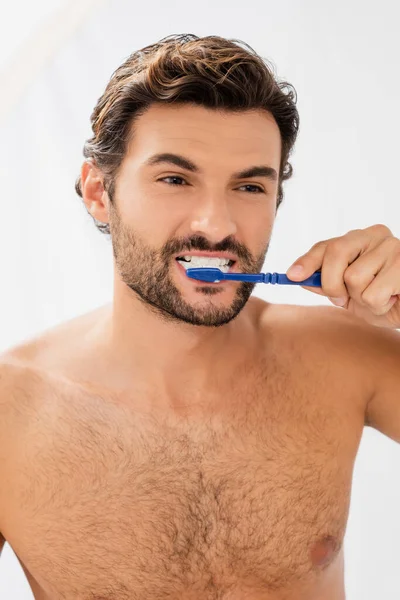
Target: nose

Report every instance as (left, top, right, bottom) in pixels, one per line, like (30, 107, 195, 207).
(189, 196, 237, 242)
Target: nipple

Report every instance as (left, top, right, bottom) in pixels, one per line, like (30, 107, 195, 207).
(309, 535, 338, 567)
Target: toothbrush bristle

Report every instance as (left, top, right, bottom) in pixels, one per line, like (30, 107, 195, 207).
(186, 267, 222, 282)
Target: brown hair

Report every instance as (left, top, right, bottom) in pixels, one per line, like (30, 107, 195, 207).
(75, 33, 300, 235)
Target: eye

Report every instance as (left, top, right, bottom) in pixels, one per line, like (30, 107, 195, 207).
(237, 184, 264, 194)
(158, 176, 188, 186)
(157, 177, 265, 194)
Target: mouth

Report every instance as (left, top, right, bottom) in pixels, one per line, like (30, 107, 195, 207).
(175, 256, 236, 274)
(174, 256, 237, 285)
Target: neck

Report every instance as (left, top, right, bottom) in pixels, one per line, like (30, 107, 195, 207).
(91, 285, 257, 403)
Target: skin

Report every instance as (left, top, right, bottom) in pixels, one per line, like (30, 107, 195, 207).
(80, 103, 281, 404)
(1, 102, 399, 599)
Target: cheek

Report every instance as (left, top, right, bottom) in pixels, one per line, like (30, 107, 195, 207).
(248, 209, 274, 241)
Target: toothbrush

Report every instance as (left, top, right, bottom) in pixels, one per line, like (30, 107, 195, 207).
(185, 267, 322, 287)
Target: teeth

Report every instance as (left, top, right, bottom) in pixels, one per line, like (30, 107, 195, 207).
(177, 255, 232, 273)
(180, 255, 231, 266)
(180, 262, 231, 273)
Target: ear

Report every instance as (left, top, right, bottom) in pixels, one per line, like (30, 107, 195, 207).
(81, 160, 110, 225)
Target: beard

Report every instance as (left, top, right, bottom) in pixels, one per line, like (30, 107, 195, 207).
(108, 203, 269, 328)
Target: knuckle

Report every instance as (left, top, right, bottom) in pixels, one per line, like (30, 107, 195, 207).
(326, 239, 347, 256)
(373, 223, 392, 235)
(328, 239, 342, 250)
(310, 240, 326, 251)
(360, 290, 372, 305)
(361, 294, 379, 312)
(381, 235, 399, 248)
(361, 289, 388, 313)
(343, 266, 362, 286)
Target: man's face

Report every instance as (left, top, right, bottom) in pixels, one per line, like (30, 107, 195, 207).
(107, 103, 281, 327)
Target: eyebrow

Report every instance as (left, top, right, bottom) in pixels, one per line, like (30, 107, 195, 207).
(144, 152, 278, 183)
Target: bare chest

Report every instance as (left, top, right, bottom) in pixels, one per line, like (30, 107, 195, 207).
(2, 355, 364, 599)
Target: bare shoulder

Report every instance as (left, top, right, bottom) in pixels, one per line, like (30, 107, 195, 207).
(259, 300, 400, 420)
(282, 302, 400, 362)
(259, 299, 397, 345)
(0, 304, 111, 366)
(256, 299, 373, 355)
(0, 356, 46, 431)
(257, 299, 361, 340)
(0, 357, 48, 546)
(0, 356, 32, 405)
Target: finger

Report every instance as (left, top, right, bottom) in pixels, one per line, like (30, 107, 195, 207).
(286, 240, 329, 280)
(287, 227, 388, 283)
(300, 285, 326, 296)
(343, 237, 400, 307)
(300, 285, 349, 307)
(317, 234, 371, 301)
(359, 264, 400, 316)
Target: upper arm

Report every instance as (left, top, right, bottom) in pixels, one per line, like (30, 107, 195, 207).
(0, 361, 14, 557)
(0, 364, 9, 557)
(297, 305, 400, 443)
(363, 326, 400, 443)
(0, 357, 30, 555)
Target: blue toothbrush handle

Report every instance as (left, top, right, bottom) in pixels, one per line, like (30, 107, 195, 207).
(185, 268, 322, 287)
(266, 271, 321, 287)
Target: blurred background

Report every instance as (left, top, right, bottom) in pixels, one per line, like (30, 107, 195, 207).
(0, 0, 399, 597)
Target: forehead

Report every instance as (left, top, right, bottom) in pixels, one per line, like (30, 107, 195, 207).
(126, 103, 281, 167)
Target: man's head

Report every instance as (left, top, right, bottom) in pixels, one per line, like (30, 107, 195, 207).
(77, 34, 299, 329)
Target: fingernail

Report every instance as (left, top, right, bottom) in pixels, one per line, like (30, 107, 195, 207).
(287, 265, 304, 277)
(329, 296, 347, 307)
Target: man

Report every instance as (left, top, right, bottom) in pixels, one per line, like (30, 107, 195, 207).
(0, 33, 399, 600)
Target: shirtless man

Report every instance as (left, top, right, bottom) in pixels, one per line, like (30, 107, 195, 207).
(1, 33, 400, 600)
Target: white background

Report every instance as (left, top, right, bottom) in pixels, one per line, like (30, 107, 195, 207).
(0, 0, 400, 598)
